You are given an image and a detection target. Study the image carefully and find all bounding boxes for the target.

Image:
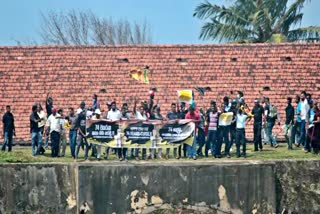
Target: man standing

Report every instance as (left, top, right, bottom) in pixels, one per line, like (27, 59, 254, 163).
(185, 106, 200, 160)
(206, 101, 220, 158)
(236, 108, 251, 158)
(265, 98, 280, 147)
(45, 108, 61, 157)
(299, 91, 310, 150)
(251, 99, 265, 151)
(30, 105, 43, 156)
(219, 102, 232, 158)
(166, 103, 179, 159)
(45, 95, 53, 149)
(2, 105, 15, 152)
(68, 107, 77, 159)
(58, 109, 67, 157)
(75, 105, 90, 160)
(177, 102, 188, 158)
(284, 97, 295, 149)
(107, 101, 122, 120)
(292, 95, 302, 146)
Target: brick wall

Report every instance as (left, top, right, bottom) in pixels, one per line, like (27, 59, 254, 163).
(0, 43, 319, 143)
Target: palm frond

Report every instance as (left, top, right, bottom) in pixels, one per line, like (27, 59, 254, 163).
(287, 26, 320, 41)
(199, 18, 255, 42)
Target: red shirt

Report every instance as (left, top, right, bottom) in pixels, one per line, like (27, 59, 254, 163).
(185, 111, 200, 130)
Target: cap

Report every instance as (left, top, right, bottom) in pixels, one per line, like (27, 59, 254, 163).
(254, 99, 259, 103)
(107, 102, 112, 106)
(95, 109, 101, 115)
(52, 108, 57, 113)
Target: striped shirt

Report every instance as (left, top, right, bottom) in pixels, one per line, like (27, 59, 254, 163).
(208, 112, 218, 131)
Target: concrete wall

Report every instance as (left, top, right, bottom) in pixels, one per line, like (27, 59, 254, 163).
(0, 160, 320, 213)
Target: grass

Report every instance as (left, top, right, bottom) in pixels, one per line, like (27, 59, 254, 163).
(0, 143, 319, 163)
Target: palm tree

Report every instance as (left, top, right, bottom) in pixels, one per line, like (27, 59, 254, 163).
(193, 0, 320, 43)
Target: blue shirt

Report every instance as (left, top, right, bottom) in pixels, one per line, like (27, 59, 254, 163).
(295, 102, 302, 122)
(309, 108, 315, 123)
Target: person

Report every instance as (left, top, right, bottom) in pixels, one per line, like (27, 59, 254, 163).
(106, 101, 122, 159)
(185, 105, 200, 160)
(58, 109, 67, 157)
(166, 103, 179, 159)
(37, 103, 46, 154)
(235, 108, 251, 158)
(133, 99, 148, 160)
(45, 95, 53, 149)
(284, 97, 295, 150)
(68, 107, 77, 159)
(107, 101, 122, 120)
(229, 99, 238, 153)
(219, 102, 231, 158)
(310, 101, 320, 153)
(177, 102, 188, 158)
(196, 108, 206, 157)
(291, 95, 302, 146)
(265, 98, 280, 147)
(251, 99, 265, 151)
(2, 105, 15, 152)
(206, 101, 220, 158)
(45, 108, 61, 157)
(297, 91, 310, 149)
(30, 105, 43, 156)
(260, 96, 269, 145)
(92, 109, 105, 160)
(92, 94, 100, 110)
(75, 105, 90, 160)
(303, 100, 315, 152)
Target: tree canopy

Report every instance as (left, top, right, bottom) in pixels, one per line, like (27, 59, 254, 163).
(193, 0, 320, 43)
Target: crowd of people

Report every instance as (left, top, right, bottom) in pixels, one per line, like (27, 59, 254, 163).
(1, 90, 320, 161)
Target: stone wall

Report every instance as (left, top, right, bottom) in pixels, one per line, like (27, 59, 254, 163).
(0, 160, 319, 213)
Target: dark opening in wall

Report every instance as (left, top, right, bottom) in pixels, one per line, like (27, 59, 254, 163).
(263, 86, 271, 91)
(176, 58, 187, 62)
(117, 58, 129, 63)
(99, 89, 106, 93)
(281, 57, 292, 61)
(230, 57, 237, 62)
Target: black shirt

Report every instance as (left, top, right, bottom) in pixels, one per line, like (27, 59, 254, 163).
(252, 105, 264, 123)
(2, 112, 15, 132)
(30, 112, 40, 133)
(76, 111, 86, 135)
(46, 103, 53, 117)
(178, 109, 188, 119)
(285, 104, 294, 125)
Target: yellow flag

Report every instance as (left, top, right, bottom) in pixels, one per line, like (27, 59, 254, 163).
(130, 67, 149, 84)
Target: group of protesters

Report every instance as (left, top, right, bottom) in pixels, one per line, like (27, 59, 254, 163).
(1, 90, 320, 161)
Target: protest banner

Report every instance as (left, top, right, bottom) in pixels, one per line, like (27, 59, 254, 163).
(86, 119, 195, 148)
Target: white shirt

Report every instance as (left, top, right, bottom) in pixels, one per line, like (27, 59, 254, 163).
(107, 109, 122, 120)
(135, 111, 147, 120)
(46, 113, 61, 133)
(38, 110, 47, 128)
(300, 99, 310, 120)
(236, 114, 248, 129)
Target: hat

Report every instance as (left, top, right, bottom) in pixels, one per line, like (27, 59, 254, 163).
(107, 102, 112, 106)
(52, 108, 57, 113)
(254, 99, 259, 103)
(80, 101, 85, 106)
(95, 109, 101, 115)
(76, 108, 82, 114)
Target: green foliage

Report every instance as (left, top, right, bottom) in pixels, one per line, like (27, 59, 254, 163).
(194, 0, 320, 43)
